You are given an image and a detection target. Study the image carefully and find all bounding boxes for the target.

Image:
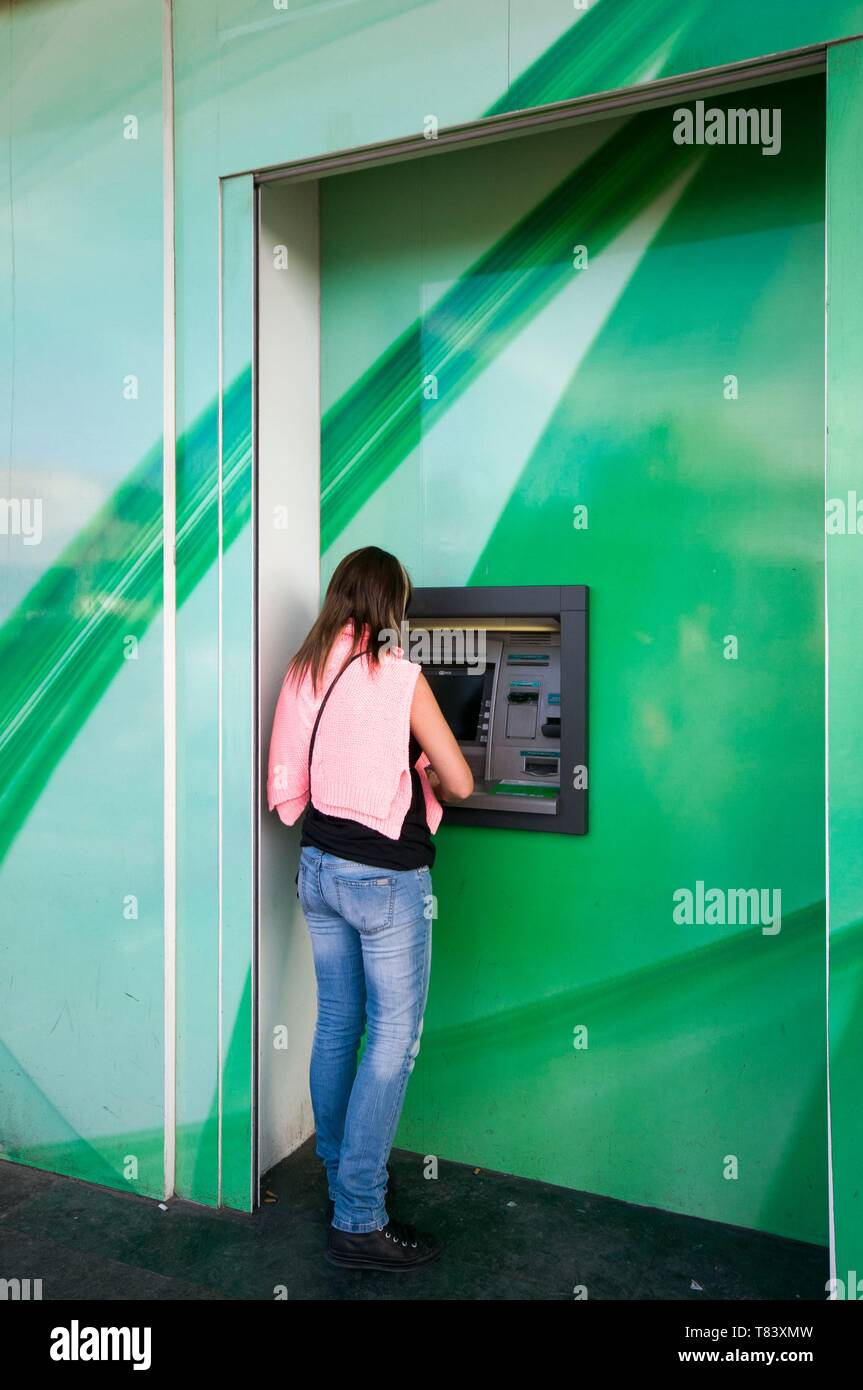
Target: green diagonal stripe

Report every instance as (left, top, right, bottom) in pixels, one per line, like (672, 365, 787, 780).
(320, 104, 699, 548)
(486, 0, 709, 117)
(0, 369, 252, 862)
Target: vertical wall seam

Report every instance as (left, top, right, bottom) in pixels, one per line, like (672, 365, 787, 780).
(315, 185, 322, 695)
(823, 57, 836, 1291)
(6, 2, 17, 487)
(162, 0, 177, 1204)
(217, 180, 225, 1209)
(251, 183, 261, 1210)
(419, 164, 425, 582)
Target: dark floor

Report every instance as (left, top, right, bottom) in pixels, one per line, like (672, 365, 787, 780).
(0, 1140, 827, 1300)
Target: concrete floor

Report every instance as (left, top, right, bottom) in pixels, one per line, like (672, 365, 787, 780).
(0, 1138, 828, 1300)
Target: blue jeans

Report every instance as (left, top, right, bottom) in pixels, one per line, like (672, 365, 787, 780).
(297, 845, 433, 1234)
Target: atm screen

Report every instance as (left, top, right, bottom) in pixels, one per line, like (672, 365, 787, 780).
(424, 665, 487, 742)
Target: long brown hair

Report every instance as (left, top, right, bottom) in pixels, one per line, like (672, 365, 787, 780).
(287, 546, 413, 692)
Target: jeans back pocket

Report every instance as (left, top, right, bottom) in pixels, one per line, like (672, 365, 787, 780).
(334, 874, 396, 934)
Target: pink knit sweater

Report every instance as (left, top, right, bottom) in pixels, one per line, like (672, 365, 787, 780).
(267, 623, 443, 840)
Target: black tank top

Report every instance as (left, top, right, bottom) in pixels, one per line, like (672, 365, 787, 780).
(300, 731, 436, 871)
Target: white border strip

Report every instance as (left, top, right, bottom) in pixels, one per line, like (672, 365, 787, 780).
(251, 184, 261, 1210)
(161, 0, 177, 1202)
(216, 184, 225, 1208)
(162, 0, 177, 1202)
(824, 67, 836, 1292)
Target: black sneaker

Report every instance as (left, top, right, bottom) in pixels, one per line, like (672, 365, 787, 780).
(326, 1218, 441, 1271)
(325, 1170, 396, 1224)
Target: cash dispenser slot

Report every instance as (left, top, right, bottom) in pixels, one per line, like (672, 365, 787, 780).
(524, 757, 557, 776)
(520, 747, 560, 777)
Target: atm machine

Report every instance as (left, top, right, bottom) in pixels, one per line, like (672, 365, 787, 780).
(406, 585, 588, 835)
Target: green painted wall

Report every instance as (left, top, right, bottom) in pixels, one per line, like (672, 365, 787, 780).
(320, 75, 827, 1243)
(0, 0, 165, 1196)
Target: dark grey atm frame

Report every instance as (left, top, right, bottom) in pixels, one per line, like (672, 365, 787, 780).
(407, 585, 589, 835)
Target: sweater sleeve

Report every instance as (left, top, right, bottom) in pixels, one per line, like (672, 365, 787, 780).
(266, 671, 313, 823)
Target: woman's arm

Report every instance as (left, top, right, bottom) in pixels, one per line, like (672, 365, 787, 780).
(410, 672, 475, 802)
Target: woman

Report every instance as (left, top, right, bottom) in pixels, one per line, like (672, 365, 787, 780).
(267, 546, 474, 1271)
